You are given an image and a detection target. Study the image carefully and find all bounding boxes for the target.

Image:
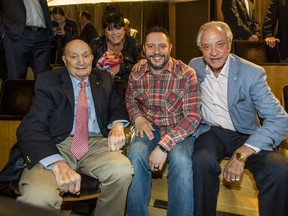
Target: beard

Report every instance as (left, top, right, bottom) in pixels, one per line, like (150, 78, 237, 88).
(147, 54, 169, 71)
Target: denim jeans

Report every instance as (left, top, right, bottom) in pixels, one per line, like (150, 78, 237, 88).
(127, 126, 195, 216)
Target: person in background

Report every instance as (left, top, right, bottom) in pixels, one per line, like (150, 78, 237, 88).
(262, 0, 288, 63)
(0, 0, 53, 79)
(52, 6, 78, 65)
(189, 21, 288, 216)
(79, 11, 99, 45)
(124, 18, 140, 42)
(0, 39, 133, 216)
(126, 26, 202, 216)
(90, 8, 141, 83)
(221, 0, 261, 41)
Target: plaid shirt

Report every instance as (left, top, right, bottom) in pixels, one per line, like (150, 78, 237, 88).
(126, 58, 202, 151)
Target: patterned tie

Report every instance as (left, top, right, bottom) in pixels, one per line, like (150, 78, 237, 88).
(70, 81, 89, 160)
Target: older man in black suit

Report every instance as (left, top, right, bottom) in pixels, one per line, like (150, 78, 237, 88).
(0, 0, 53, 79)
(3, 39, 133, 216)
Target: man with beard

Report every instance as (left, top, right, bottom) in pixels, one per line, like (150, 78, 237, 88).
(125, 26, 202, 216)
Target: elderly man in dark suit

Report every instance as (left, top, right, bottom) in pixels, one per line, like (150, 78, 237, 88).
(0, 0, 53, 79)
(3, 39, 133, 216)
(263, 0, 288, 62)
(221, 0, 261, 41)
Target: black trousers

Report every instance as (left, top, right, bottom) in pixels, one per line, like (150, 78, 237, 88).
(193, 126, 288, 216)
(3, 29, 51, 79)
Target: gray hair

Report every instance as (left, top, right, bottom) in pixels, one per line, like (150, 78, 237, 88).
(196, 21, 233, 48)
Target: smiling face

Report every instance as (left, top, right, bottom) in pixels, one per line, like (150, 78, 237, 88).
(104, 26, 126, 46)
(200, 26, 232, 74)
(143, 32, 172, 74)
(62, 39, 94, 81)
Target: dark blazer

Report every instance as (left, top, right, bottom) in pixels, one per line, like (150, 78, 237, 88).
(0, 0, 53, 41)
(221, 0, 261, 40)
(262, 0, 288, 60)
(11, 67, 129, 170)
(80, 22, 98, 45)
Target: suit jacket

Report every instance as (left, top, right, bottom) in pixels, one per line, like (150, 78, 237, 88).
(221, 0, 261, 40)
(0, 0, 53, 41)
(13, 67, 129, 169)
(80, 22, 98, 45)
(189, 54, 288, 151)
(262, 0, 288, 60)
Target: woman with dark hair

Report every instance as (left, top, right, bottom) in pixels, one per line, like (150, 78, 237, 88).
(90, 10, 141, 82)
(52, 7, 78, 64)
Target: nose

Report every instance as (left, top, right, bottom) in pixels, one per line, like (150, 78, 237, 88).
(78, 57, 84, 65)
(153, 46, 160, 54)
(210, 45, 219, 56)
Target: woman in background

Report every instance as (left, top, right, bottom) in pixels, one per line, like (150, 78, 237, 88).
(90, 8, 141, 83)
(52, 7, 78, 65)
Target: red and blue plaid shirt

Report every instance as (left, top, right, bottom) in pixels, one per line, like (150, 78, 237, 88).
(126, 58, 202, 151)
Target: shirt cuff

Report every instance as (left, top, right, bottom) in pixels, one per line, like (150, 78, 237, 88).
(244, 143, 261, 154)
(39, 154, 64, 169)
(108, 120, 130, 129)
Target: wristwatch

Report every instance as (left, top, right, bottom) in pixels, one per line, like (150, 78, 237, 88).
(157, 144, 168, 153)
(235, 150, 247, 163)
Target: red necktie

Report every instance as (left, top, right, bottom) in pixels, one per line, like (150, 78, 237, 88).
(70, 81, 89, 160)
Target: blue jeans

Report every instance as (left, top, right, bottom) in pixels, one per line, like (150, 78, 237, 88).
(127, 126, 195, 216)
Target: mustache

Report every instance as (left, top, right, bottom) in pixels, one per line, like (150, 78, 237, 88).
(148, 54, 165, 58)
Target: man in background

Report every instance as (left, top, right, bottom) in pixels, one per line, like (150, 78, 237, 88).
(262, 0, 288, 63)
(221, 0, 261, 41)
(0, 0, 53, 79)
(124, 18, 140, 42)
(80, 11, 99, 45)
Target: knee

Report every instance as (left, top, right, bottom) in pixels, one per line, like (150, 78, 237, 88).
(128, 141, 149, 163)
(193, 151, 220, 174)
(266, 159, 288, 184)
(110, 158, 133, 184)
(18, 184, 62, 210)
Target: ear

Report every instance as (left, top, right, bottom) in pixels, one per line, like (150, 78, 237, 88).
(169, 43, 173, 52)
(62, 56, 66, 65)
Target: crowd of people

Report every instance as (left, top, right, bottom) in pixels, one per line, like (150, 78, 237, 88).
(0, 1, 288, 216)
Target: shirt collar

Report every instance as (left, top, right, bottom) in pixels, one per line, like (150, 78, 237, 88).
(70, 75, 90, 88)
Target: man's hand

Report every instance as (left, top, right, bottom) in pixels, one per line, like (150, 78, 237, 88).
(108, 122, 125, 151)
(134, 116, 155, 140)
(223, 145, 254, 182)
(265, 37, 280, 48)
(248, 35, 260, 41)
(133, 59, 147, 71)
(149, 146, 167, 172)
(51, 160, 81, 195)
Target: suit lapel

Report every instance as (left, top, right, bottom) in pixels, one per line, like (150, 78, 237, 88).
(227, 55, 240, 108)
(60, 69, 74, 107)
(89, 73, 103, 122)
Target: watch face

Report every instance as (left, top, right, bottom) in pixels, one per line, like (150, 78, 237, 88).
(236, 152, 246, 162)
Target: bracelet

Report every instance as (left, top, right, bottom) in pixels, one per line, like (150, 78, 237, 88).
(157, 144, 168, 153)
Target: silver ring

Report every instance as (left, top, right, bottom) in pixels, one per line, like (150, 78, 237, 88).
(235, 178, 240, 181)
(231, 178, 235, 181)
